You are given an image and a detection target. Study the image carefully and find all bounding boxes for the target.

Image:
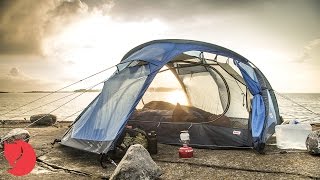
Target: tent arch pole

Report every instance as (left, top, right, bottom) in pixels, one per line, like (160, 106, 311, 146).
(205, 65, 231, 117)
(166, 63, 192, 106)
(201, 55, 231, 115)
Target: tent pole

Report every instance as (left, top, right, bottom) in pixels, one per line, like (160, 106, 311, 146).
(166, 63, 192, 106)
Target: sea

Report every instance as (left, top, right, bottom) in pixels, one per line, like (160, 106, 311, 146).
(0, 92, 319, 123)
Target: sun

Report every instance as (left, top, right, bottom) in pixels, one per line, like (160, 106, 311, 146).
(165, 90, 188, 105)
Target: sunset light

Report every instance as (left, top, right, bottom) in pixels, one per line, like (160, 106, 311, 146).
(43, 13, 168, 75)
(0, 1, 319, 179)
(165, 90, 188, 105)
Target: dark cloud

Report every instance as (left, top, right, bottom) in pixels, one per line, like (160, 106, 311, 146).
(0, 0, 50, 54)
(108, 0, 277, 21)
(0, 0, 88, 55)
(0, 0, 319, 56)
(44, 0, 88, 35)
(108, 0, 320, 20)
(81, 0, 113, 12)
(108, 0, 320, 37)
(50, 0, 87, 16)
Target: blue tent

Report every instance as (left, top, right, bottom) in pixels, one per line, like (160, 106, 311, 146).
(61, 39, 281, 153)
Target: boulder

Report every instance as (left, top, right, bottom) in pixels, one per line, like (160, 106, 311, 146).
(0, 128, 30, 148)
(110, 144, 162, 180)
(30, 114, 57, 126)
(306, 130, 320, 155)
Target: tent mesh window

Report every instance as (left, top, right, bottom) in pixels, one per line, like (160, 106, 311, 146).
(130, 51, 252, 129)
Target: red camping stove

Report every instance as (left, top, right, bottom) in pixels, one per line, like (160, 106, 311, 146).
(179, 144, 194, 158)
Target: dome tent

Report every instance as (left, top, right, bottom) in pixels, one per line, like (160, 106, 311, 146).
(60, 39, 281, 153)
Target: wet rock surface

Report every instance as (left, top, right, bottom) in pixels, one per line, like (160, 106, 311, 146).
(0, 121, 319, 179)
(306, 130, 320, 155)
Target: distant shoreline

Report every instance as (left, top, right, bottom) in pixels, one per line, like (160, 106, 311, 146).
(0, 90, 320, 94)
(0, 88, 180, 93)
(0, 90, 101, 93)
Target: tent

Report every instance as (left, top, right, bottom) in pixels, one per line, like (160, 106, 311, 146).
(60, 39, 281, 153)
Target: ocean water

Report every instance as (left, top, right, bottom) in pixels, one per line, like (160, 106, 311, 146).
(0, 92, 319, 123)
(0, 92, 99, 121)
(276, 93, 320, 123)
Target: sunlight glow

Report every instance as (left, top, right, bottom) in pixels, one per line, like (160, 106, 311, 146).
(43, 12, 168, 75)
(165, 90, 188, 105)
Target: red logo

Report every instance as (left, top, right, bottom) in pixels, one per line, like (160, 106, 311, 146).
(4, 140, 36, 176)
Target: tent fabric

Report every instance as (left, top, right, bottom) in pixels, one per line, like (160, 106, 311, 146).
(61, 39, 279, 153)
(209, 65, 249, 119)
(127, 121, 252, 148)
(71, 65, 151, 141)
(179, 72, 223, 114)
(265, 91, 277, 140)
(61, 128, 112, 153)
(235, 61, 266, 147)
(217, 62, 245, 85)
(176, 64, 208, 75)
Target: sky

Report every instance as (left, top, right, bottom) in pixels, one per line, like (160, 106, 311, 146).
(0, 0, 319, 92)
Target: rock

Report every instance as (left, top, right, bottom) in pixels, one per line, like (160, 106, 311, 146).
(30, 114, 57, 126)
(110, 144, 162, 180)
(110, 128, 149, 160)
(306, 130, 320, 155)
(0, 128, 30, 148)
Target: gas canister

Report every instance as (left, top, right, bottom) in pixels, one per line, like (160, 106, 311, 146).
(179, 144, 194, 158)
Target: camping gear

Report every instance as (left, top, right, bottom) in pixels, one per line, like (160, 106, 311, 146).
(179, 144, 194, 158)
(180, 130, 190, 145)
(275, 124, 312, 150)
(107, 127, 148, 159)
(306, 130, 320, 155)
(147, 131, 158, 154)
(60, 39, 281, 154)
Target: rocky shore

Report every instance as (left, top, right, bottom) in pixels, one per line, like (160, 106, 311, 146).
(0, 121, 319, 179)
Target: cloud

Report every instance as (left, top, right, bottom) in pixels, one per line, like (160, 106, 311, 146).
(108, 0, 251, 21)
(0, 67, 58, 92)
(81, 0, 114, 12)
(1, 0, 319, 56)
(9, 67, 20, 77)
(0, 0, 89, 55)
(294, 38, 320, 63)
(108, 0, 320, 22)
(305, 39, 320, 51)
